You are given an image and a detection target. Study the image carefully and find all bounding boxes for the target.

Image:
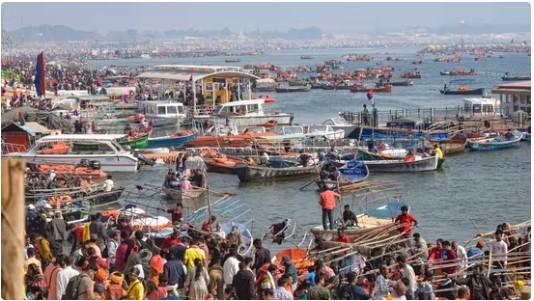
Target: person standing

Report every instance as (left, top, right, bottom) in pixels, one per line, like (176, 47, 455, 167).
(223, 244, 240, 289)
(394, 206, 418, 235)
(253, 239, 272, 273)
(232, 257, 257, 300)
(372, 104, 378, 127)
(362, 104, 369, 126)
(396, 254, 416, 300)
(47, 211, 68, 257)
(433, 144, 445, 169)
(56, 256, 79, 300)
(489, 230, 508, 270)
(319, 186, 340, 230)
(186, 258, 210, 300)
(127, 267, 145, 300)
(43, 255, 64, 300)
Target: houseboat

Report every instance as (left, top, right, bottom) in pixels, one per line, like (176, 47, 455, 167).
(193, 99, 293, 127)
(7, 134, 139, 172)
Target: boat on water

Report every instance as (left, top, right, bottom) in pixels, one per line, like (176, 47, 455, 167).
(400, 71, 421, 79)
(253, 78, 277, 92)
(263, 125, 345, 142)
(502, 73, 531, 81)
(225, 58, 241, 63)
(316, 160, 369, 192)
(363, 155, 439, 172)
(300, 55, 313, 60)
(185, 124, 276, 148)
(235, 158, 320, 182)
(275, 85, 312, 93)
(193, 99, 293, 127)
(440, 68, 479, 76)
(357, 147, 408, 161)
(322, 118, 359, 139)
(147, 130, 196, 148)
(440, 86, 485, 95)
(138, 100, 187, 128)
(468, 132, 523, 151)
(7, 134, 139, 172)
(350, 83, 392, 93)
(388, 80, 414, 86)
(222, 222, 253, 255)
(117, 131, 150, 149)
(203, 155, 247, 174)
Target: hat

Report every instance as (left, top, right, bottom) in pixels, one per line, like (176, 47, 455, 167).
(110, 271, 125, 284)
(95, 268, 108, 281)
(150, 255, 164, 274)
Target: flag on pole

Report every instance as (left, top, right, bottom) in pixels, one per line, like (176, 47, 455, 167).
(35, 52, 45, 97)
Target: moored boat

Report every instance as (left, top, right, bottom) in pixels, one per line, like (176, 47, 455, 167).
(235, 161, 321, 182)
(363, 156, 438, 172)
(275, 85, 312, 93)
(467, 132, 522, 151)
(147, 131, 196, 148)
(440, 87, 485, 95)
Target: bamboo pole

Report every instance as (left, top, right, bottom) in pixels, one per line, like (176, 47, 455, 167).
(2, 159, 26, 300)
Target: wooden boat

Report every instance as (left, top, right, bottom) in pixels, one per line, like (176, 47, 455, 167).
(275, 85, 312, 93)
(147, 131, 196, 148)
(274, 248, 314, 272)
(350, 84, 392, 93)
(468, 133, 522, 151)
(440, 87, 485, 95)
(316, 161, 369, 192)
(363, 156, 438, 172)
(72, 187, 125, 206)
(117, 132, 150, 149)
(235, 162, 321, 182)
(357, 148, 407, 161)
(425, 138, 467, 155)
(222, 222, 253, 256)
(163, 186, 208, 204)
(203, 156, 247, 174)
(388, 80, 414, 86)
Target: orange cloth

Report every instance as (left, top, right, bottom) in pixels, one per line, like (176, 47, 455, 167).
(43, 264, 62, 300)
(150, 255, 164, 274)
(320, 190, 337, 210)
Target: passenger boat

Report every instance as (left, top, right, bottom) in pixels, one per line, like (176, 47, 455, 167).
(138, 100, 187, 128)
(275, 85, 312, 93)
(467, 132, 523, 151)
(502, 74, 531, 81)
(235, 161, 321, 182)
(193, 99, 293, 127)
(440, 68, 479, 76)
(147, 130, 196, 148)
(363, 155, 439, 172)
(7, 134, 139, 172)
(400, 71, 421, 79)
(185, 125, 276, 148)
(322, 118, 359, 139)
(350, 83, 392, 93)
(440, 87, 485, 95)
(253, 78, 277, 92)
(263, 125, 345, 141)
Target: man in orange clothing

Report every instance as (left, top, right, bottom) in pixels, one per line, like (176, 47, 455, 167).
(319, 186, 341, 230)
(394, 205, 418, 235)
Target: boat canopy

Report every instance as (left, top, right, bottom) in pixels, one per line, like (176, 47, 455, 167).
(137, 64, 258, 82)
(38, 134, 126, 142)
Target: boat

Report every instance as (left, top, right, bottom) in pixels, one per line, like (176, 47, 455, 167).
(440, 68, 479, 76)
(388, 80, 414, 86)
(225, 58, 241, 63)
(502, 74, 531, 81)
(467, 132, 523, 151)
(117, 131, 150, 149)
(193, 99, 293, 127)
(440, 87, 485, 95)
(300, 55, 313, 60)
(147, 131, 196, 148)
(203, 156, 247, 174)
(235, 161, 321, 182)
(316, 160, 369, 192)
(263, 125, 345, 142)
(185, 124, 276, 148)
(322, 118, 359, 139)
(163, 186, 208, 205)
(357, 147, 408, 161)
(253, 78, 277, 92)
(400, 71, 421, 79)
(275, 85, 312, 93)
(363, 156, 438, 172)
(33, 162, 108, 179)
(137, 100, 187, 128)
(7, 134, 139, 172)
(350, 84, 392, 93)
(222, 222, 253, 256)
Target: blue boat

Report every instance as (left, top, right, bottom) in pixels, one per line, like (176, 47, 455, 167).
(468, 132, 523, 151)
(147, 131, 196, 148)
(317, 160, 369, 192)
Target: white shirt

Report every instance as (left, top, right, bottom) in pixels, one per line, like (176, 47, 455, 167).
(456, 245, 468, 269)
(104, 179, 114, 192)
(213, 230, 226, 240)
(133, 263, 145, 279)
(490, 240, 508, 265)
(402, 264, 417, 295)
(107, 239, 119, 265)
(56, 265, 79, 300)
(223, 256, 240, 287)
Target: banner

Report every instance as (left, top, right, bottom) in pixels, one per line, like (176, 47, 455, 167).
(35, 52, 45, 97)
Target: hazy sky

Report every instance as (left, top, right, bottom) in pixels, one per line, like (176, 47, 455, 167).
(2, 2, 530, 33)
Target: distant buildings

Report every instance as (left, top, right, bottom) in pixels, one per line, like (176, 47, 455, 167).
(492, 81, 531, 116)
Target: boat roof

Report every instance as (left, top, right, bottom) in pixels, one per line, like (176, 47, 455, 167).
(139, 100, 184, 106)
(464, 97, 499, 105)
(217, 99, 266, 106)
(37, 134, 126, 142)
(137, 64, 258, 82)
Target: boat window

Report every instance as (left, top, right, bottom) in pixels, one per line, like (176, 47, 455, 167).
(158, 106, 167, 115)
(283, 126, 303, 135)
(167, 105, 178, 114)
(308, 125, 327, 133)
(219, 106, 232, 114)
(235, 105, 247, 114)
(177, 106, 184, 114)
(247, 104, 259, 113)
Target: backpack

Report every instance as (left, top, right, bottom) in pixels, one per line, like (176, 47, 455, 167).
(337, 284, 355, 300)
(63, 274, 88, 300)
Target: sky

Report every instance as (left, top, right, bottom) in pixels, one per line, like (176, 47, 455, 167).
(1, 2, 531, 33)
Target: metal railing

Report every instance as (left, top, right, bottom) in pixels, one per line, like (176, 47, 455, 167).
(339, 106, 508, 127)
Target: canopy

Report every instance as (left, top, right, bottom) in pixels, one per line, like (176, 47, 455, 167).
(137, 64, 258, 82)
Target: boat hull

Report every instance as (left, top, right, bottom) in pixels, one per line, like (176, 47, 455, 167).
(235, 164, 321, 182)
(468, 136, 522, 151)
(440, 88, 484, 95)
(147, 133, 196, 148)
(194, 114, 293, 127)
(363, 156, 438, 172)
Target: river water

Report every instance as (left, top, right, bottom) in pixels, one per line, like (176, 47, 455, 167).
(90, 47, 531, 250)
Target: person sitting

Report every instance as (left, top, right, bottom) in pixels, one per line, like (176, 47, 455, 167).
(270, 219, 290, 245)
(342, 204, 359, 227)
(180, 176, 192, 191)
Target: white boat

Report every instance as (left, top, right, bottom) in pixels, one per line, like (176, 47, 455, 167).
(138, 100, 187, 127)
(322, 118, 358, 138)
(263, 124, 344, 141)
(7, 134, 139, 172)
(194, 99, 293, 127)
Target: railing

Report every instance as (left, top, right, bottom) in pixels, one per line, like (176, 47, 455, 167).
(339, 106, 508, 127)
(1, 142, 27, 154)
